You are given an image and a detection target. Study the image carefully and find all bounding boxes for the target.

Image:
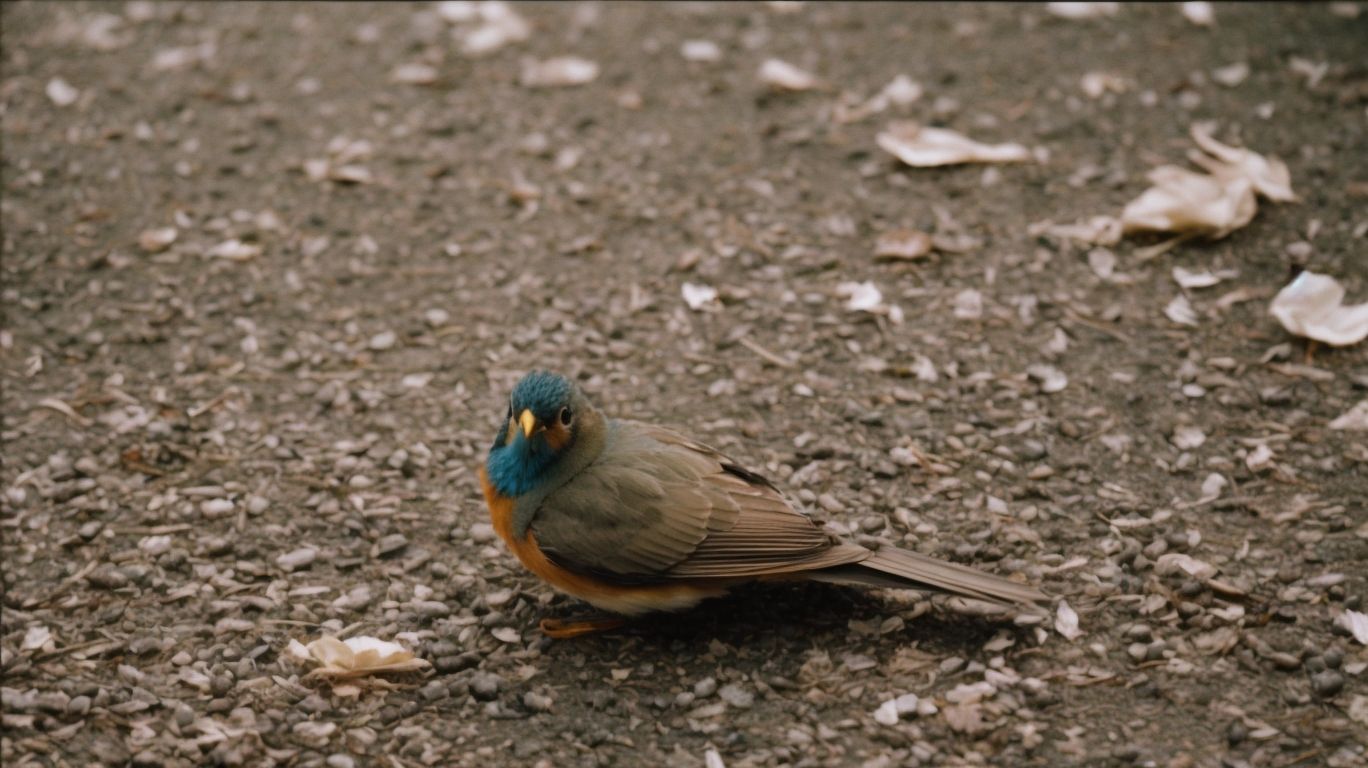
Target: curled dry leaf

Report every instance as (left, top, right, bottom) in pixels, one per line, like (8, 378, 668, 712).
(1055, 601, 1082, 640)
(1329, 401, 1368, 431)
(759, 59, 819, 91)
(288, 635, 429, 680)
(1269, 272, 1368, 346)
(1121, 166, 1255, 239)
(1165, 295, 1199, 326)
(1046, 2, 1120, 20)
(1173, 266, 1237, 289)
(836, 281, 903, 324)
(520, 57, 599, 88)
(681, 282, 719, 311)
(46, 78, 80, 107)
(1181, 1, 1215, 26)
(1028, 216, 1122, 246)
(873, 229, 933, 261)
(1189, 124, 1296, 202)
(877, 122, 1030, 168)
(138, 227, 178, 254)
(1339, 610, 1368, 645)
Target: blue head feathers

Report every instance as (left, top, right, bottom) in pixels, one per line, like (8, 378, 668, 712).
(486, 371, 577, 497)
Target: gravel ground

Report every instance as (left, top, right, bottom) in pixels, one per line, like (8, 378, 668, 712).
(3, 2, 1367, 766)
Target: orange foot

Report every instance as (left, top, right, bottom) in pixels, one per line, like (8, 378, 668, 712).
(538, 615, 627, 639)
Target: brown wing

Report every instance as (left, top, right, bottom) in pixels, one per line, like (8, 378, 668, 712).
(530, 421, 866, 583)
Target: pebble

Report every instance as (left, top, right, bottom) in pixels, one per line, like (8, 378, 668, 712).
(469, 523, 497, 544)
(67, 695, 92, 716)
(376, 533, 409, 557)
(86, 567, 129, 590)
(1227, 720, 1247, 746)
(326, 755, 356, 768)
(718, 683, 754, 709)
(694, 677, 718, 698)
(1311, 670, 1344, 699)
(524, 691, 553, 712)
(470, 672, 503, 701)
(817, 494, 845, 514)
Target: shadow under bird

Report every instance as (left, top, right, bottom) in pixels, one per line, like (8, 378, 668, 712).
(480, 371, 1047, 637)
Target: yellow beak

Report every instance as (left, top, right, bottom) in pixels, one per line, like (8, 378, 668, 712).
(519, 409, 537, 439)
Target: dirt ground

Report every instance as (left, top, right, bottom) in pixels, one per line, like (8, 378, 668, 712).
(3, 2, 1367, 766)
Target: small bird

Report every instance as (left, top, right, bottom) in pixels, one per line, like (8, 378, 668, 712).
(479, 371, 1046, 638)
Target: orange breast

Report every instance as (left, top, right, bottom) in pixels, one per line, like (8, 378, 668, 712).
(477, 466, 722, 615)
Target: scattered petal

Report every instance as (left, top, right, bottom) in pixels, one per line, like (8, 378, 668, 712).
(681, 40, 722, 63)
(521, 57, 599, 88)
(1269, 272, 1368, 346)
(46, 78, 80, 107)
(1339, 610, 1368, 645)
(1046, 3, 1120, 20)
(1055, 600, 1083, 640)
(138, 227, 178, 254)
(1189, 123, 1296, 202)
(759, 58, 819, 91)
(1329, 401, 1368, 431)
(681, 282, 719, 311)
(873, 229, 933, 261)
(1181, 2, 1215, 26)
(878, 122, 1031, 167)
(1165, 295, 1199, 326)
(1121, 165, 1255, 239)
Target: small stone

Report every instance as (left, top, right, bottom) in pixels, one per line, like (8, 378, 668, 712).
(1227, 720, 1247, 746)
(67, 695, 92, 716)
(693, 677, 718, 698)
(718, 683, 753, 709)
(817, 494, 845, 513)
(368, 331, 398, 351)
(375, 534, 408, 557)
(1311, 670, 1344, 699)
(523, 691, 553, 712)
(470, 672, 503, 701)
(469, 523, 497, 544)
(326, 755, 356, 768)
(86, 567, 129, 590)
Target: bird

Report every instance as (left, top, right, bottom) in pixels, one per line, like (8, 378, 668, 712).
(479, 371, 1047, 638)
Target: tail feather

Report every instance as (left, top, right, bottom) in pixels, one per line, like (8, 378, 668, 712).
(814, 546, 1046, 606)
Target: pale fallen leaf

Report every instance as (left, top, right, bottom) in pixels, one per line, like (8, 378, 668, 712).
(21, 625, 52, 652)
(952, 288, 983, 320)
(873, 229, 933, 261)
(1055, 600, 1083, 640)
(836, 281, 903, 323)
(1189, 124, 1296, 202)
(1165, 295, 1199, 326)
(1121, 165, 1255, 239)
(1027, 364, 1068, 394)
(206, 239, 261, 261)
(1172, 425, 1206, 450)
(704, 747, 727, 768)
(1329, 401, 1368, 431)
(1080, 71, 1128, 99)
(1269, 271, 1368, 346)
(290, 635, 429, 680)
(1339, 610, 1368, 645)
(1028, 216, 1122, 246)
(391, 62, 438, 85)
(1200, 472, 1227, 500)
(138, 227, 178, 254)
(1245, 443, 1275, 472)
(46, 78, 80, 107)
(1211, 62, 1250, 88)
(1288, 57, 1328, 88)
(680, 40, 722, 63)
(1172, 266, 1236, 289)
(878, 122, 1030, 167)
(681, 282, 719, 311)
(1046, 2, 1119, 20)
(759, 58, 819, 91)
(1155, 553, 1217, 580)
(835, 75, 923, 123)
(521, 57, 599, 88)
(1181, 1, 1215, 26)
(452, 1, 531, 57)
(1087, 248, 1116, 280)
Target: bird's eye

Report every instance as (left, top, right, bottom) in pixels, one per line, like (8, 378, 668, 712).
(506, 405, 513, 419)
(559, 406, 573, 425)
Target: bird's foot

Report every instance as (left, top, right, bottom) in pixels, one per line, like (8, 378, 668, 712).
(538, 615, 626, 639)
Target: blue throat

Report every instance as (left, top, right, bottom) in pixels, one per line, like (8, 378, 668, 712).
(486, 427, 558, 498)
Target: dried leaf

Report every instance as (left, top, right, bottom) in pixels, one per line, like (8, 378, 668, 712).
(1028, 216, 1122, 246)
(759, 59, 819, 91)
(1172, 266, 1236, 289)
(681, 282, 719, 311)
(680, 40, 722, 63)
(391, 62, 438, 85)
(1027, 364, 1068, 394)
(1329, 401, 1368, 431)
(873, 229, 933, 261)
(451, 1, 531, 57)
(1121, 165, 1255, 239)
(292, 634, 430, 681)
(1339, 610, 1368, 645)
(46, 78, 80, 107)
(1055, 600, 1083, 640)
(836, 281, 903, 323)
(1155, 553, 1217, 581)
(1080, 72, 1128, 99)
(878, 122, 1031, 167)
(1181, 2, 1215, 26)
(138, 227, 178, 254)
(1269, 272, 1368, 346)
(206, 239, 262, 262)
(1046, 3, 1120, 20)
(1165, 295, 1199, 326)
(521, 57, 599, 88)
(1189, 124, 1296, 202)
(21, 625, 52, 652)
(1211, 62, 1249, 88)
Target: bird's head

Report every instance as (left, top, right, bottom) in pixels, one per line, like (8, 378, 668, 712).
(485, 371, 595, 497)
